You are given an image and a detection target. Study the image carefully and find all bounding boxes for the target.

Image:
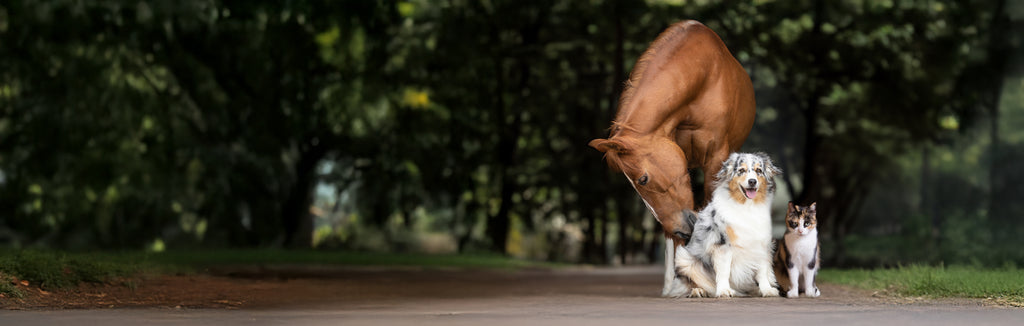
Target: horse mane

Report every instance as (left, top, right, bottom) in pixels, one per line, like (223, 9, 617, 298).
(618, 21, 703, 109)
(608, 120, 639, 136)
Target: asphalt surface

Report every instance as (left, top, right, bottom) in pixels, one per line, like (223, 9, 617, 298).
(1, 266, 1021, 325)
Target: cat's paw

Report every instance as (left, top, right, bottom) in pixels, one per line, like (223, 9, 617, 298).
(689, 288, 708, 298)
(786, 289, 799, 298)
(759, 286, 780, 297)
(715, 287, 736, 298)
(806, 287, 820, 298)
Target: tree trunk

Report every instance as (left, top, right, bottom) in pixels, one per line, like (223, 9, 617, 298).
(922, 145, 941, 256)
(986, 0, 1008, 240)
(489, 53, 520, 254)
(281, 141, 329, 248)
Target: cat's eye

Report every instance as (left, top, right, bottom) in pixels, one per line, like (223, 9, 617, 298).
(804, 221, 811, 227)
(789, 221, 798, 228)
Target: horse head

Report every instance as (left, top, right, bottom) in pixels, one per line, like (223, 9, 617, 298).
(589, 135, 695, 243)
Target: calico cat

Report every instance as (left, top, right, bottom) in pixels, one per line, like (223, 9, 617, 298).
(774, 202, 820, 298)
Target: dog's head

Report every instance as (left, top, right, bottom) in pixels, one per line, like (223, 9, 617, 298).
(715, 152, 781, 204)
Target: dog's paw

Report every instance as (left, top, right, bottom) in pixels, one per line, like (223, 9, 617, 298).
(806, 287, 820, 298)
(688, 288, 708, 298)
(759, 286, 780, 297)
(786, 289, 799, 298)
(715, 287, 736, 298)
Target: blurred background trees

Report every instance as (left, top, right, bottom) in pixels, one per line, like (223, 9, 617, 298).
(0, 0, 1021, 267)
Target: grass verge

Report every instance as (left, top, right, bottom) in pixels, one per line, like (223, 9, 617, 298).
(0, 250, 143, 298)
(139, 250, 557, 270)
(820, 265, 1024, 306)
(0, 249, 553, 298)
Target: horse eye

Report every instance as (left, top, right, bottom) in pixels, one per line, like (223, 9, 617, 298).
(637, 174, 649, 186)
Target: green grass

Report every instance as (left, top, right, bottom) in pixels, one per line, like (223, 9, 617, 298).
(0, 272, 24, 299)
(820, 265, 1024, 306)
(0, 249, 554, 298)
(0, 250, 144, 298)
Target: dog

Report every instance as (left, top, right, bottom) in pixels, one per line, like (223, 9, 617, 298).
(674, 152, 781, 297)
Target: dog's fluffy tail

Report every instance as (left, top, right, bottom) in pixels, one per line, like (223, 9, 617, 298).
(675, 210, 716, 296)
(675, 249, 715, 296)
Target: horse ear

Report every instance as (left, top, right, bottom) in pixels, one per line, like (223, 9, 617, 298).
(589, 138, 627, 153)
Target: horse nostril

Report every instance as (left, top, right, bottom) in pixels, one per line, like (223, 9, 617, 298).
(674, 231, 691, 241)
(747, 178, 757, 187)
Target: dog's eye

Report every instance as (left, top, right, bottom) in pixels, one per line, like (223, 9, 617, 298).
(637, 174, 649, 186)
(738, 168, 746, 173)
(756, 168, 763, 174)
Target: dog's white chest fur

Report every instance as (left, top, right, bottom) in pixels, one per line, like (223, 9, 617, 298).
(716, 200, 773, 245)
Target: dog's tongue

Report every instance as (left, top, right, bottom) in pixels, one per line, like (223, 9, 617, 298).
(744, 188, 757, 199)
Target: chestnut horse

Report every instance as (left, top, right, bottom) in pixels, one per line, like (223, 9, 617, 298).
(589, 21, 755, 296)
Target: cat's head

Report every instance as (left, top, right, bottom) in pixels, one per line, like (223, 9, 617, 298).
(785, 202, 817, 235)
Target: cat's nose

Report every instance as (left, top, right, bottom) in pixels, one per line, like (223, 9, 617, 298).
(747, 178, 757, 187)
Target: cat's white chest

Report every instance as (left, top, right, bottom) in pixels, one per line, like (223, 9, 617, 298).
(784, 230, 818, 268)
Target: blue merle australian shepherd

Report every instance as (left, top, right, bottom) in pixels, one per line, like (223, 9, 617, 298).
(674, 152, 782, 297)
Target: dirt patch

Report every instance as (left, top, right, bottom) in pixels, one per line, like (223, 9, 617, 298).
(0, 266, 1000, 310)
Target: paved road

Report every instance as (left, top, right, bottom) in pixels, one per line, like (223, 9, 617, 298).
(1, 266, 1021, 325)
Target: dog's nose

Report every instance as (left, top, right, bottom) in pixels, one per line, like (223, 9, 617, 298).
(747, 178, 757, 187)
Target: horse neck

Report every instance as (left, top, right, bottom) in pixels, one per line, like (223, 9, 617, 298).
(613, 103, 681, 139)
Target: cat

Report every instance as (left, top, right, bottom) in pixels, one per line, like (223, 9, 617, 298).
(774, 202, 820, 298)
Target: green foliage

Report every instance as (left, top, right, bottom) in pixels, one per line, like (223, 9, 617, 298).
(0, 0, 1020, 268)
(821, 265, 1024, 305)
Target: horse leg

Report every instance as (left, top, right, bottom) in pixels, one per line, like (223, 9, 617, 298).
(702, 149, 730, 205)
(662, 238, 689, 297)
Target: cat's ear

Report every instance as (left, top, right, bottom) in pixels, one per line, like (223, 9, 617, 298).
(808, 202, 817, 213)
(788, 201, 796, 212)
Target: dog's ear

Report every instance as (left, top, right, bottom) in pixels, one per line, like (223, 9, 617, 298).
(756, 152, 782, 177)
(716, 153, 740, 181)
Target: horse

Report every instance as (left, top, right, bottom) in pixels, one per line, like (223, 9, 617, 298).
(589, 20, 755, 297)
